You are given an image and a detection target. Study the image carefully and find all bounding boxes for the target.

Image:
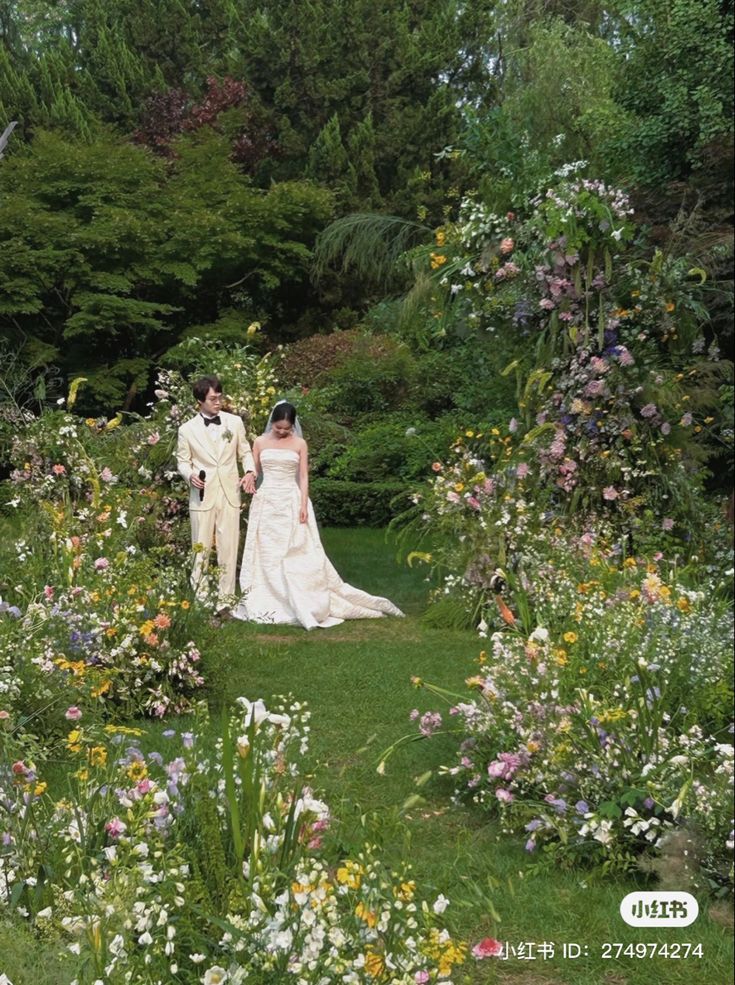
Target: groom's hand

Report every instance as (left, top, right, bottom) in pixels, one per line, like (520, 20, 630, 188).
(189, 472, 205, 490)
(240, 472, 256, 494)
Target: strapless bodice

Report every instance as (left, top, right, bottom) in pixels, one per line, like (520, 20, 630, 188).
(259, 448, 299, 490)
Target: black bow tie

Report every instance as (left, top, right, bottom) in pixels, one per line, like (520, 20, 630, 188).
(203, 415, 221, 426)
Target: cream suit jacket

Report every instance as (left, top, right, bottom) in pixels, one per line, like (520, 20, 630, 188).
(176, 411, 255, 512)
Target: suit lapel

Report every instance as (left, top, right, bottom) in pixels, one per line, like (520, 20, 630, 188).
(192, 415, 217, 462)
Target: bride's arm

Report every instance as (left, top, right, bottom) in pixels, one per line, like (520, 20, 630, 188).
(299, 440, 309, 522)
(252, 436, 263, 480)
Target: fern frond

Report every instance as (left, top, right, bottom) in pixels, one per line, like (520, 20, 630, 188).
(313, 212, 431, 289)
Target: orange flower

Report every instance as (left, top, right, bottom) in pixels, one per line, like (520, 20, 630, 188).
(494, 595, 516, 626)
(153, 613, 171, 630)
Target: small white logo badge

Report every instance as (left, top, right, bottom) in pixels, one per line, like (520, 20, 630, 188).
(621, 891, 698, 927)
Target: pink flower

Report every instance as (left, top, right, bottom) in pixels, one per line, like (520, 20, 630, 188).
(472, 937, 504, 959)
(44, 585, 55, 600)
(602, 486, 619, 501)
(539, 298, 555, 310)
(617, 346, 635, 366)
(467, 496, 481, 510)
(508, 417, 518, 433)
(0, 710, 10, 720)
(100, 466, 115, 482)
(495, 788, 513, 803)
(414, 973, 430, 984)
(516, 463, 530, 479)
(589, 356, 610, 375)
(65, 707, 82, 721)
(500, 237, 514, 254)
(446, 491, 460, 503)
(431, 461, 442, 472)
(661, 517, 674, 531)
(51, 464, 66, 476)
(559, 310, 574, 322)
(105, 817, 127, 838)
(94, 557, 109, 570)
(660, 421, 671, 435)
(640, 403, 658, 418)
(147, 431, 160, 445)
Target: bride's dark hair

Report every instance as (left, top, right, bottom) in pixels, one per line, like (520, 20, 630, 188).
(270, 401, 297, 425)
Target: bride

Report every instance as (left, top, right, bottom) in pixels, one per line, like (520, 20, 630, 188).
(232, 401, 403, 629)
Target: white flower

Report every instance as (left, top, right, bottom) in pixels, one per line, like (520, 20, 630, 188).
(432, 894, 450, 914)
(530, 627, 549, 643)
(190, 954, 206, 964)
(203, 968, 228, 985)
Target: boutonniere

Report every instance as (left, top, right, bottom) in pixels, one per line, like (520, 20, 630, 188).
(222, 428, 234, 442)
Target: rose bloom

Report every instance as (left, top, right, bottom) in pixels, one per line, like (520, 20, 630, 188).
(65, 707, 82, 721)
(431, 461, 443, 472)
(472, 937, 504, 959)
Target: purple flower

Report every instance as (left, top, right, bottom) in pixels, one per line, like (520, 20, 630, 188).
(525, 819, 543, 832)
(640, 403, 658, 419)
(575, 800, 589, 815)
(525, 839, 536, 852)
(181, 732, 194, 749)
(660, 421, 671, 435)
(94, 557, 109, 571)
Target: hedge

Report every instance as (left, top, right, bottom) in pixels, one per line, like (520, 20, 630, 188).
(309, 479, 410, 527)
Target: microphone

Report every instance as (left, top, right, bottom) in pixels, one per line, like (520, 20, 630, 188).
(198, 470, 206, 502)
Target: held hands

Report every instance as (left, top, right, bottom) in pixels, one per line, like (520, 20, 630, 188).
(240, 472, 256, 495)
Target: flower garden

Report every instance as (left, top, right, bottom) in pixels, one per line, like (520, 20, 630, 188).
(1, 138, 733, 985)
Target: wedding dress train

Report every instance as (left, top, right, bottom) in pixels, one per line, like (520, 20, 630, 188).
(232, 448, 403, 629)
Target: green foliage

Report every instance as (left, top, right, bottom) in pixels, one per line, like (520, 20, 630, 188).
(616, 0, 734, 185)
(310, 479, 408, 526)
(0, 130, 331, 413)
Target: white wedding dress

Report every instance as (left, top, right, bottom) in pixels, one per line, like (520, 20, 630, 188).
(232, 448, 404, 629)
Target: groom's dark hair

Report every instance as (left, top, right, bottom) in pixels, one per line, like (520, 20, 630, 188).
(192, 375, 223, 403)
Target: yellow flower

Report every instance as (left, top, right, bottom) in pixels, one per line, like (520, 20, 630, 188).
(66, 729, 83, 753)
(676, 596, 691, 613)
(465, 429, 475, 438)
(364, 950, 385, 978)
(430, 252, 447, 269)
(624, 557, 637, 569)
(91, 679, 112, 698)
(355, 902, 377, 927)
(394, 880, 416, 901)
(34, 782, 47, 796)
(336, 861, 363, 889)
(180, 600, 191, 610)
(90, 746, 107, 767)
(105, 627, 117, 638)
(139, 620, 155, 636)
(126, 760, 147, 782)
(563, 631, 578, 644)
(665, 302, 675, 312)
(435, 229, 446, 246)
(454, 482, 465, 492)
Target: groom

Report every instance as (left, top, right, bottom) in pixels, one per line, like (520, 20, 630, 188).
(176, 375, 256, 613)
